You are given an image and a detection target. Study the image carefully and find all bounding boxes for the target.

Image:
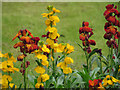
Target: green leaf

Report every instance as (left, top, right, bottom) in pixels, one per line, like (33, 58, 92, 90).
(75, 42, 84, 50)
(89, 55, 98, 70)
(18, 84, 22, 90)
(90, 67, 100, 79)
(28, 74, 35, 86)
(88, 48, 98, 59)
(56, 75, 64, 87)
(101, 60, 108, 66)
(35, 60, 42, 66)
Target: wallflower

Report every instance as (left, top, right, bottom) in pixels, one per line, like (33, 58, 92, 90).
(103, 75, 120, 87)
(0, 51, 4, 57)
(35, 83, 44, 88)
(65, 44, 74, 54)
(34, 66, 45, 74)
(64, 57, 73, 64)
(46, 38, 54, 45)
(2, 75, 12, 88)
(63, 67, 72, 74)
(89, 79, 105, 90)
(57, 62, 67, 69)
(37, 74, 49, 83)
(42, 44, 50, 53)
(2, 61, 19, 73)
(41, 60, 49, 67)
(9, 83, 17, 88)
(53, 7, 60, 13)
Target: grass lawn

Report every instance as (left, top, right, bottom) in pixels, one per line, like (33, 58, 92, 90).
(2, 2, 118, 87)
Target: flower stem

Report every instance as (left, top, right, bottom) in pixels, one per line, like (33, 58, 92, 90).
(110, 45, 113, 74)
(52, 49, 55, 77)
(23, 56, 26, 90)
(84, 45, 89, 74)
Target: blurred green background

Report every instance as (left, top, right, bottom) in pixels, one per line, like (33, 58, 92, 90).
(2, 2, 118, 87)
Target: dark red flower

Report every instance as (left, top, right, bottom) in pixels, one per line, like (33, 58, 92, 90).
(88, 40, 96, 46)
(89, 79, 98, 87)
(17, 54, 27, 61)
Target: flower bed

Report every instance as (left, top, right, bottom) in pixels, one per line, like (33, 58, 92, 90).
(1, 3, 120, 89)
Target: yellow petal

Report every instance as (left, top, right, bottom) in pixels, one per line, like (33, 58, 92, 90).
(35, 83, 44, 88)
(64, 57, 73, 64)
(34, 66, 45, 74)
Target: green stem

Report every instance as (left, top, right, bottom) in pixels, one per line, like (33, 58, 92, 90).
(47, 53, 50, 74)
(99, 57, 102, 74)
(52, 49, 55, 77)
(84, 44, 89, 74)
(23, 56, 26, 90)
(110, 45, 113, 74)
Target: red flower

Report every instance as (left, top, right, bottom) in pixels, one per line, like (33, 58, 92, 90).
(88, 40, 96, 46)
(79, 33, 87, 41)
(17, 54, 27, 61)
(104, 33, 112, 40)
(89, 79, 98, 87)
(13, 42, 24, 48)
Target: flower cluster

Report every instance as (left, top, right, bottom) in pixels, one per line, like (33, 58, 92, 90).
(41, 5, 74, 75)
(57, 57, 73, 74)
(89, 79, 105, 89)
(42, 6, 60, 48)
(104, 4, 120, 48)
(79, 22, 96, 53)
(103, 75, 120, 87)
(12, 29, 40, 75)
(0, 52, 18, 88)
(34, 44, 50, 88)
(0, 52, 19, 73)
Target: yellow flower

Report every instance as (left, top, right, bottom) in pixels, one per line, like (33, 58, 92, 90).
(2, 61, 19, 73)
(41, 74, 49, 82)
(65, 44, 74, 54)
(53, 8, 60, 13)
(111, 76, 119, 83)
(63, 67, 72, 74)
(35, 83, 44, 88)
(9, 83, 17, 88)
(2, 75, 12, 82)
(3, 53, 9, 58)
(45, 19, 51, 26)
(41, 55, 47, 61)
(55, 43, 65, 52)
(64, 57, 73, 64)
(42, 44, 50, 53)
(41, 13, 49, 17)
(57, 62, 67, 69)
(51, 56, 54, 61)
(107, 80, 113, 85)
(49, 16, 60, 23)
(37, 74, 49, 83)
(46, 38, 54, 45)
(42, 60, 49, 67)
(2, 77, 8, 88)
(34, 66, 45, 74)
(35, 53, 43, 59)
(46, 26, 51, 31)
(97, 83, 105, 90)
(106, 75, 111, 78)
(103, 75, 115, 87)
(0, 51, 4, 57)
(48, 27, 57, 33)
(7, 56, 17, 62)
(49, 31, 58, 39)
